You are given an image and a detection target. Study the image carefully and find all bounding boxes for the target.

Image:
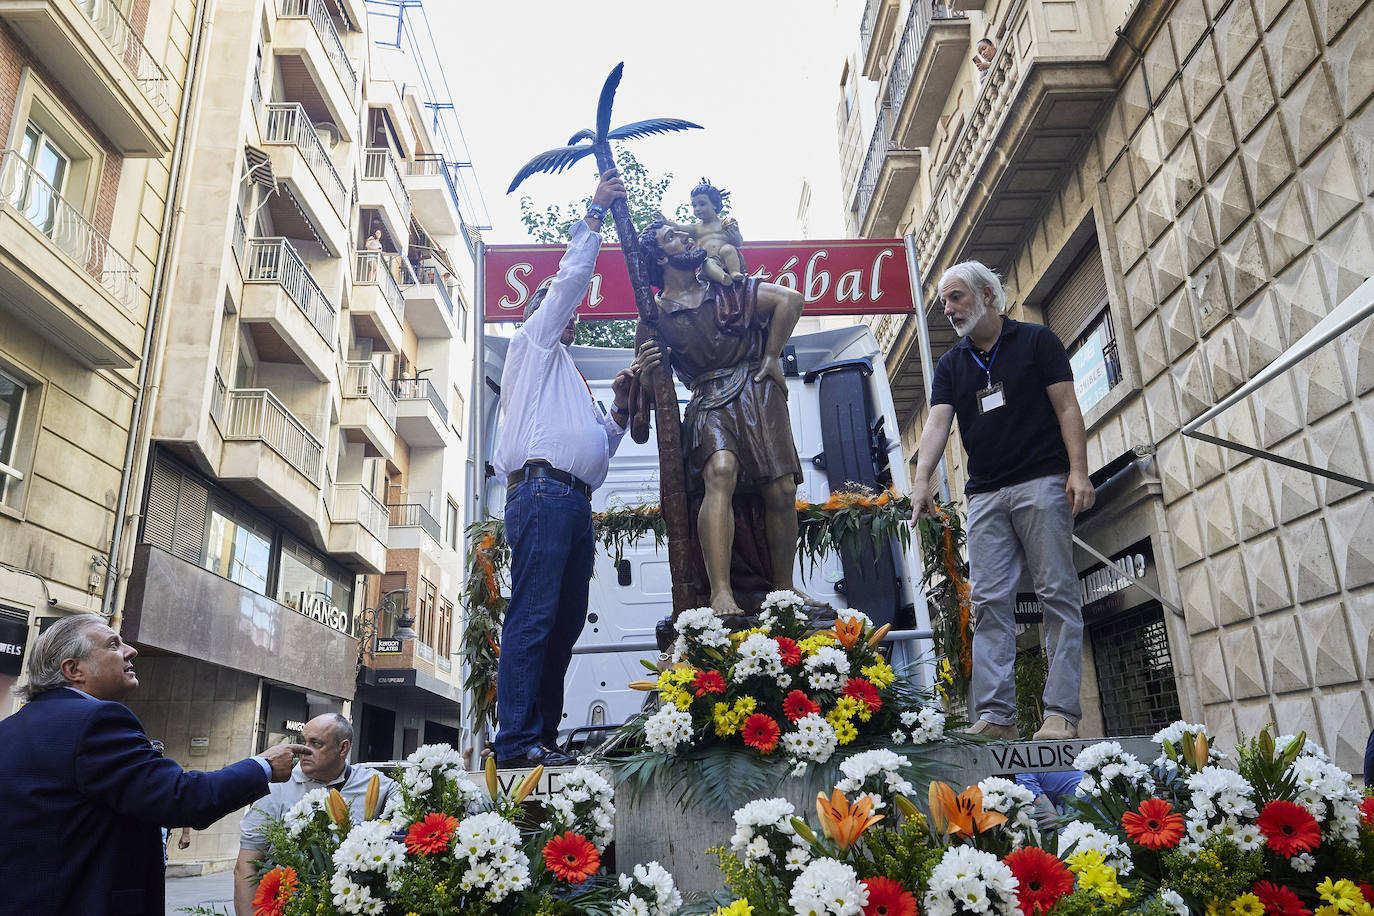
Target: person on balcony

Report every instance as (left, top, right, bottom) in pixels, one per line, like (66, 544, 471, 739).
(975, 38, 997, 80)
(492, 168, 637, 769)
(911, 261, 1094, 742)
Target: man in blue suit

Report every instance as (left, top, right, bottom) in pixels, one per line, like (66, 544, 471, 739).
(0, 613, 307, 916)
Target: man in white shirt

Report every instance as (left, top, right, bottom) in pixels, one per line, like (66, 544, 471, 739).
(493, 168, 633, 768)
(233, 714, 394, 915)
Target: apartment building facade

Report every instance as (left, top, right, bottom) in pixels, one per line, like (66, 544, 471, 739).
(97, 0, 477, 871)
(0, 0, 195, 713)
(840, 0, 1373, 773)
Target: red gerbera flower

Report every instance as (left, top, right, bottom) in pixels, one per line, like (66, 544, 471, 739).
(1256, 800, 1321, 857)
(693, 669, 727, 696)
(741, 713, 782, 754)
(861, 876, 917, 916)
(842, 677, 882, 712)
(542, 831, 600, 882)
(1003, 847, 1073, 916)
(1121, 798, 1185, 850)
(1360, 796, 1374, 827)
(775, 636, 802, 667)
(1360, 884, 1374, 905)
(1253, 881, 1312, 916)
(252, 865, 298, 916)
(404, 812, 459, 855)
(783, 689, 821, 721)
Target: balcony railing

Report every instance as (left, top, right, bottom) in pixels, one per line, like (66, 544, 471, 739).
(232, 206, 246, 267)
(393, 376, 449, 425)
(859, 0, 885, 67)
(331, 481, 388, 541)
(413, 262, 455, 317)
(855, 101, 893, 220)
(244, 237, 337, 345)
(263, 102, 347, 217)
(251, 68, 264, 124)
(218, 387, 324, 483)
(278, 0, 357, 98)
(387, 502, 441, 543)
(363, 147, 413, 225)
(74, 0, 171, 113)
(0, 149, 138, 310)
(352, 250, 406, 323)
(344, 360, 397, 427)
(888, 0, 966, 110)
(407, 153, 463, 212)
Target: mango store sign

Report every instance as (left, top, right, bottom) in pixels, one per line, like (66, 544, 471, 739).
(483, 239, 915, 322)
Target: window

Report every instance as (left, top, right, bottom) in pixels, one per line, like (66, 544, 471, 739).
(437, 598, 453, 657)
(277, 538, 355, 634)
(0, 370, 31, 508)
(1066, 309, 1123, 414)
(14, 122, 70, 236)
(445, 498, 460, 550)
(452, 389, 465, 438)
(205, 506, 272, 595)
(457, 298, 468, 341)
(416, 577, 436, 647)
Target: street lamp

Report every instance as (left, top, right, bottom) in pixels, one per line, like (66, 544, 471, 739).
(355, 586, 414, 674)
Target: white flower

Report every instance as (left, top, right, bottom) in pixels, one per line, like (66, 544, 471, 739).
(1287, 754, 1362, 844)
(835, 608, 873, 629)
(804, 646, 851, 691)
(923, 846, 1019, 916)
(732, 632, 787, 683)
(644, 703, 694, 754)
(1073, 741, 1154, 798)
(786, 845, 812, 870)
(977, 776, 1040, 847)
(731, 797, 797, 860)
(1160, 888, 1189, 916)
(760, 590, 809, 630)
(1057, 820, 1132, 874)
(789, 857, 867, 916)
(616, 861, 680, 916)
(899, 706, 946, 744)
(546, 766, 617, 850)
(672, 607, 731, 659)
(612, 895, 651, 916)
(1291, 852, 1315, 873)
(835, 749, 914, 808)
(781, 714, 839, 764)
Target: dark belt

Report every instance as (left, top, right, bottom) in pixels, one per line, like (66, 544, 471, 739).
(506, 462, 592, 500)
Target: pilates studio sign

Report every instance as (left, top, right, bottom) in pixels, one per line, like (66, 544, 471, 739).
(482, 239, 915, 322)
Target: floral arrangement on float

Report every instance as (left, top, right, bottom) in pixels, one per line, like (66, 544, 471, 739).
(700, 722, 1374, 916)
(612, 590, 959, 811)
(247, 744, 680, 916)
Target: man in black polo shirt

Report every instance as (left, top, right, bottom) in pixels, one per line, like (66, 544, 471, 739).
(912, 260, 1094, 741)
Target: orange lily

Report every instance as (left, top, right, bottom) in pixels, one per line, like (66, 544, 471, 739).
(865, 623, 891, 649)
(815, 788, 884, 851)
(362, 773, 381, 820)
(514, 764, 544, 803)
(927, 781, 1006, 837)
(485, 756, 500, 799)
(327, 788, 350, 828)
(833, 617, 864, 649)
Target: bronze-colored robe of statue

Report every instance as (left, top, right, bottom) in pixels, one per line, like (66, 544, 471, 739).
(637, 278, 802, 493)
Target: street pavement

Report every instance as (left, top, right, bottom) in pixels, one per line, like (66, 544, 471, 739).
(165, 869, 234, 915)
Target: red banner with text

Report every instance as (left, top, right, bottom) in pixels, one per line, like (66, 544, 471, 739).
(482, 239, 914, 322)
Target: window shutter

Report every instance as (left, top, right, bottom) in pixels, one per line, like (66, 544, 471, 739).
(143, 460, 179, 551)
(171, 476, 208, 564)
(1044, 245, 1109, 344)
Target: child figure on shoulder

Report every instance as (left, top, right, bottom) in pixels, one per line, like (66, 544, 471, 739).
(656, 178, 747, 286)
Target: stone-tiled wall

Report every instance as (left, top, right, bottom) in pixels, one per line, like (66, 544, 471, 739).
(993, 0, 1374, 772)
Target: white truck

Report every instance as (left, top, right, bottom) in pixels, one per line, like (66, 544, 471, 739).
(478, 323, 933, 749)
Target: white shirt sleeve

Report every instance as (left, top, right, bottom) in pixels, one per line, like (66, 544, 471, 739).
(521, 220, 602, 349)
(601, 408, 628, 458)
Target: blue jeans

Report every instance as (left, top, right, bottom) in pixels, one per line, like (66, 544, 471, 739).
(494, 477, 594, 758)
(966, 473, 1083, 726)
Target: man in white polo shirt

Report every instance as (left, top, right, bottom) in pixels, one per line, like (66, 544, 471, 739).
(493, 168, 636, 768)
(233, 714, 393, 915)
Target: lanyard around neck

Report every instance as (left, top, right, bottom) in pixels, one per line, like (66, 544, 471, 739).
(967, 339, 1001, 388)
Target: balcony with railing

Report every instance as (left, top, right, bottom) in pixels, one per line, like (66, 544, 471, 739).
(859, 0, 902, 80)
(885, 1, 969, 151)
(214, 385, 325, 525)
(350, 250, 405, 354)
(853, 101, 921, 238)
(232, 205, 247, 268)
(405, 154, 462, 235)
(261, 102, 349, 241)
(393, 376, 448, 447)
(327, 478, 388, 573)
(241, 237, 338, 380)
(0, 0, 172, 155)
(275, 0, 357, 117)
(360, 147, 413, 240)
(341, 360, 396, 459)
(401, 259, 456, 339)
(909, 1, 1123, 282)
(386, 501, 441, 551)
(0, 148, 142, 367)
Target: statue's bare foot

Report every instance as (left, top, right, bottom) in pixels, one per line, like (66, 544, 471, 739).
(711, 591, 745, 619)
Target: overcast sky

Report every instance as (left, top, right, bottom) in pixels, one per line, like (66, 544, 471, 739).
(426, 0, 863, 245)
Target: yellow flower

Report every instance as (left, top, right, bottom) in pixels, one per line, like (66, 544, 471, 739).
(861, 659, 894, 689)
(833, 718, 858, 745)
(711, 902, 753, 916)
(1076, 861, 1130, 905)
(797, 632, 837, 656)
(1230, 894, 1264, 916)
(1066, 849, 1105, 873)
(729, 627, 766, 644)
(1318, 879, 1364, 909)
(712, 696, 756, 736)
(1205, 903, 1224, 916)
(657, 667, 697, 710)
(1313, 907, 1339, 916)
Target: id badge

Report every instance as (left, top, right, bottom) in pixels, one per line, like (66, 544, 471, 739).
(977, 382, 1005, 414)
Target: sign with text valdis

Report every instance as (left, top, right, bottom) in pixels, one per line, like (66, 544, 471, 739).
(483, 239, 914, 322)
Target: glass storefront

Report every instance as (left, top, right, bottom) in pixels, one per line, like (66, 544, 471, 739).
(277, 538, 356, 635)
(205, 507, 271, 595)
